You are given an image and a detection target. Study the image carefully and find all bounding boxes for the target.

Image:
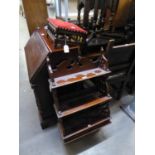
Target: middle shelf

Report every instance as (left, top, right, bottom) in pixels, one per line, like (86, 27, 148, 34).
(54, 96, 111, 118)
(52, 79, 112, 118)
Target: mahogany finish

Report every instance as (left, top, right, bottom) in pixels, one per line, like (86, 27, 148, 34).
(24, 0, 135, 141)
(59, 118, 111, 143)
(24, 26, 112, 135)
(54, 95, 112, 118)
(25, 28, 79, 83)
(25, 30, 49, 83)
(59, 103, 111, 143)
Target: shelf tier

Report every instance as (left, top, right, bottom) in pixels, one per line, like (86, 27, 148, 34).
(50, 68, 111, 89)
(58, 117, 111, 143)
(54, 96, 112, 118)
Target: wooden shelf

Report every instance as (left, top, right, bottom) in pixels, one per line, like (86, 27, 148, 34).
(58, 117, 111, 143)
(50, 66, 112, 143)
(50, 68, 110, 89)
(54, 96, 112, 118)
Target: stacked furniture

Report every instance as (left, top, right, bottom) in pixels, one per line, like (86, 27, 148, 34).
(47, 58, 112, 142)
(25, 20, 112, 142)
(24, 0, 135, 143)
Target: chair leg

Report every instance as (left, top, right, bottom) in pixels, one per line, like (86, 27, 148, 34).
(116, 80, 125, 100)
(127, 83, 135, 94)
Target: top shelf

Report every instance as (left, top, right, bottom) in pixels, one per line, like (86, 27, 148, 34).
(50, 67, 110, 89)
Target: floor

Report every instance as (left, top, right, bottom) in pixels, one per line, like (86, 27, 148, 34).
(19, 13, 135, 155)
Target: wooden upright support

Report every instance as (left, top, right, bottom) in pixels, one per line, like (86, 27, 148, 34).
(22, 0, 48, 35)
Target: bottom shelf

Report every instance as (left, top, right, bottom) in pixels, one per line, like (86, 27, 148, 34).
(58, 117, 111, 143)
(58, 103, 110, 143)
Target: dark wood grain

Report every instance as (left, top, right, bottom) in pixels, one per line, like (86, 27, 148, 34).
(24, 28, 80, 82)
(24, 30, 49, 82)
(54, 96, 112, 118)
(24, 26, 112, 134)
(59, 118, 111, 143)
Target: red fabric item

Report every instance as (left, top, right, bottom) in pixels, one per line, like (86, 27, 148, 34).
(47, 18, 87, 34)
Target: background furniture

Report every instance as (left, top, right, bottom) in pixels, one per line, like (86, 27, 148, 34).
(105, 40, 135, 99)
